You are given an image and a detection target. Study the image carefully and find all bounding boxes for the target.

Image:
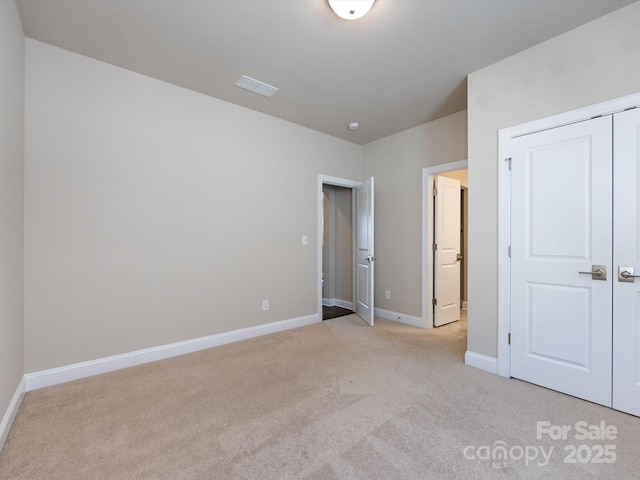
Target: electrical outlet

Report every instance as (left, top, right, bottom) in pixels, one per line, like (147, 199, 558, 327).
(262, 299, 269, 311)
(301, 235, 308, 245)
(385, 290, 391, 300)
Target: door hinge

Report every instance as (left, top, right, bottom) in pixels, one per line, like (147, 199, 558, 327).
(508, 245, 511, 257)
(433, 188, 438, 196)
(506, 157, 512, 171)
(432, 298, 437, 306)
(432, 243, 437, 251)
(508, 333, 511, 345)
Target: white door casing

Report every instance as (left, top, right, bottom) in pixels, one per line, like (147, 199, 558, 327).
(434, 175, 461, 327)
(355, 177, 375, 326)
(510, 116, 613, 407)
(613, 108, 640, 417)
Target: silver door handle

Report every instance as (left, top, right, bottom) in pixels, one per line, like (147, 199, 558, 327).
(578, 265, 607, 280)
(457, 253, 463, 262)
(366, 256, 376, 263)
(620, 271, 639, 278)
(619, 267, 639, 282)
(578, 269, 605, 276)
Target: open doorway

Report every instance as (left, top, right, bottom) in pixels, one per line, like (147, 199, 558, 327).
(422, 160, 468, 329)
(317, 175, 375, 326)
(322, 184, 353, 320)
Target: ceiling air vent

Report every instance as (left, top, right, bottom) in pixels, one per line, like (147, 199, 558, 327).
(234, 75, 279, 98)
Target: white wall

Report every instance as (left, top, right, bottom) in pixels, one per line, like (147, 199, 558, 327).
(322, 190, 332, 301)
(362, 111, 467, 317)
(333, 186, 353, 304)
(24, 40, 362, 373)
(0, 0, 25, 435)
(467, 1, 640, 358)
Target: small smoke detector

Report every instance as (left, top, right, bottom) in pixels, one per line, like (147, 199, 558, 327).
(348, 122, 360, 131)
(235, 75, 279, 98)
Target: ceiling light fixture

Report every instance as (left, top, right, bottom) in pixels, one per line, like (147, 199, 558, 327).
(348, 122, 360, 131)
(328, 0, 375, 20)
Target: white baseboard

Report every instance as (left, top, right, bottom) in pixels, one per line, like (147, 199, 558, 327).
(322, 298, 334, 307)
(465, 351, 498, 375)
(334, 299, 353, 310)
(375, 308, 425, 328)
(322, 298, 353, 310)
(25, 314, 319, 392)
(0, 377, 26, 453)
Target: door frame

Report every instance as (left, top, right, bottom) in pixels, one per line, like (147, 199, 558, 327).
(497, 92, 640, 378)
(421, 160, 468, 329)
(317, 174, 360, 321)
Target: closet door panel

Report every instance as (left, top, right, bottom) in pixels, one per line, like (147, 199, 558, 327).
(613, 108, 640, 417)
(510, 116, 613, 407)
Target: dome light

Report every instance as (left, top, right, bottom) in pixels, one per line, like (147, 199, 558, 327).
(328, 0, 375, 20)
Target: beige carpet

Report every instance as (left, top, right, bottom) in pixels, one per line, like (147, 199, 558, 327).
(1, 314, 639, 479)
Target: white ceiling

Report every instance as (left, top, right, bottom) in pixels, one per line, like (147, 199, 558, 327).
(16, 0, 633, 144)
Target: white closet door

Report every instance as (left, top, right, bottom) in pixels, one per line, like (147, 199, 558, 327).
(613, 108, 640, 417)
(510, 116, 613, 407)
(355, 177, 375, 326)
(434, 175, 461, 327)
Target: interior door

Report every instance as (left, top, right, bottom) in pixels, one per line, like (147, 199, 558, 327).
(355, 177, 375, 326)
(613, 108, 640, 417)
(434, 175, 461, 327)
(510, 116, 613, 407)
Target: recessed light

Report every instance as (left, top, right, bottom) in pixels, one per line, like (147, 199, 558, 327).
(348, 122, 360, 131)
